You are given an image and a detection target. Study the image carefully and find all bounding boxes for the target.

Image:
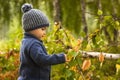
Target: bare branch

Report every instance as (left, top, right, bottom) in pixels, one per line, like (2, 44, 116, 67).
(80, 51, 120, 59)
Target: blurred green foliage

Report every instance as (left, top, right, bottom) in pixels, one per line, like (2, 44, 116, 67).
(0, 0, 120, 80)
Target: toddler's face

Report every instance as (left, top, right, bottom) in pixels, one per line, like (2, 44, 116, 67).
(37, 27, 47, 39)
(32, 27, 47, 39)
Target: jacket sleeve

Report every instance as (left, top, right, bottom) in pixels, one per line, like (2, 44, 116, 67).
(29, 42, 66, 66)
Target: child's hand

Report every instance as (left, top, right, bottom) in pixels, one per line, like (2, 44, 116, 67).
(64, 54, 70, 62)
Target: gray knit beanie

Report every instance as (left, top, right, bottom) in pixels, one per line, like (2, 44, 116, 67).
(21, 3, 49, 32)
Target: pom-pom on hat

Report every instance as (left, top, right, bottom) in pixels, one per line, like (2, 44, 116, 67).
(21, 3, 49, 32)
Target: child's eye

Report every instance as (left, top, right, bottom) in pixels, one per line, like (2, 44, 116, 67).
(41, 27, 47, 31)
(42, 28, 45, 30)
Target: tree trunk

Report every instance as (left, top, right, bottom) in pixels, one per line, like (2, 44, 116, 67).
(103, 26, 111, 43)
(53, 0, 61, 23)
(98, 0, 111, 43)
(98, 0, 102, 21)
(111, 0, 118, 42)
(80, 0, 88, 35)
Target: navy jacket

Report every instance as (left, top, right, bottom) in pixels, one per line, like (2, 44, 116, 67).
(18, 33, 65, 80)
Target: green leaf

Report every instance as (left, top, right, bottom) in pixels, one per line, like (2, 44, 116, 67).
(81, 40, 88, 49)
(65, 69, 72, 77)
(115, 21, 119, 26)
(117, 59, 120, 64)
(67, 51, 77, 58)
(97, 10, 103, 16)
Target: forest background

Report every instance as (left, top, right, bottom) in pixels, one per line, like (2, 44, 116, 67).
(0, 0, 120, 80)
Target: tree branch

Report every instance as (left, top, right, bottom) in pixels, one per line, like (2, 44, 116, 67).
(80, 51, 120, 59)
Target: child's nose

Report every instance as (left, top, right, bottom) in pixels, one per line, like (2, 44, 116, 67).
(43, 31, 46, 35)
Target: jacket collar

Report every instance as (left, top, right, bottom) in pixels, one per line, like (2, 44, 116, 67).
(24, 32, 43, 42)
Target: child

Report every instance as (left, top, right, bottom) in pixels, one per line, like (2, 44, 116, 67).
(18, 3, 67, 80)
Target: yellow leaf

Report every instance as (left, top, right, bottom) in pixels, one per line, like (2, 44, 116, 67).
(69, 66, 78, 72)
(73, 46, 79, 52)
(116, 64, 120, 75)
(99, 53, 104, 63)
(82, 59, 91, 71)
(116, 64, 120, 69)
(77, 39, 82, 46)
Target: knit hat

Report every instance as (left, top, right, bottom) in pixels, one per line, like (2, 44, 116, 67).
(21, 3, 49, 32)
